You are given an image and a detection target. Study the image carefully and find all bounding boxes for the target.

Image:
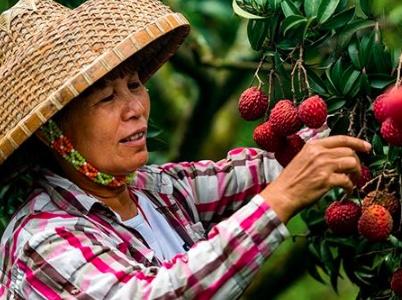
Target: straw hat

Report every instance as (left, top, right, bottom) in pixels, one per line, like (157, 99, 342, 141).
(0, 0, 190, 165)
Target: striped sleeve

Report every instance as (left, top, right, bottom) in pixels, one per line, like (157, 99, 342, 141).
(11, 195, 288, 299)
(161, 147, 283, 226)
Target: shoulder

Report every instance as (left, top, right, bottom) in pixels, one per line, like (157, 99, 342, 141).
(0, 188, 84, 260)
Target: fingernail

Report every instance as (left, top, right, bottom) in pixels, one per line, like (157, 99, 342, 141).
(364, 141, 372, 151)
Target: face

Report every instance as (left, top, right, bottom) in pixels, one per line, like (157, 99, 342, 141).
(59, 71, 150, 176)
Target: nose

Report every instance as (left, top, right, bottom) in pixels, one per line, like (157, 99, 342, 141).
(120, 89, 147, 121)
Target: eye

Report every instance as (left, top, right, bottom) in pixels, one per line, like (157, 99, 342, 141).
(99, 93, 114, 103)
(128, 82, 141, 90)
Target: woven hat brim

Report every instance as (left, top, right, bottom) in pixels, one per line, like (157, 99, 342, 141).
(0, 13, 189, 165)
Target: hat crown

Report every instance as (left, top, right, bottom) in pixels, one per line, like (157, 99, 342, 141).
(0, 0, 69, 66)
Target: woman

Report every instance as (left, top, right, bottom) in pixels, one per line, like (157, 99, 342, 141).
(0, 0, 370, 299)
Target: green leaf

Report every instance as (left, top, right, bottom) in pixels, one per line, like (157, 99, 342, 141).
(329, 58, 343, 92)
(307, 262, 327, 284)
(232, 0, 266, 19)
(317, 0, 340, 24)
(282, 15, 307, 36)
(341, 67, 360, 95)
(281, 0, 301, 17)
(348, 38, 361, 69)
(337, 19, 376, 48)
(369, 74, 395, 89)
(372, 43, 392, 73)
(321, 7, 355, 30)
(330, 256, 341, 293)
(307, 70, 328, 95)
(372, 134, 384, 156)
(247, 19, 271, 50)
(269, 0, 283, 10)
(304, 0, 321, 17)
(359, 32, 374, 67)
(327, 97, 346, 113)
(359, 0, 370, 17)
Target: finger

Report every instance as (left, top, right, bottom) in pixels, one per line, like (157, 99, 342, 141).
(329, 173, 354, 193)
(327, 147, 357, 158)
(313, 135, 371, 152)
(332, 157, 361, 176)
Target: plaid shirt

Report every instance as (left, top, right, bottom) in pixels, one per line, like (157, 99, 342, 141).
(0, 147, 289, 299)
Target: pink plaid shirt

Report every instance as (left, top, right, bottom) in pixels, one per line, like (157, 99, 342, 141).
(0, 147, 289, 299)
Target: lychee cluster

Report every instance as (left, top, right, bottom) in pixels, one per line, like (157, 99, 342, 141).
(374, 87, 402, 146)
(325, 190, 400, 242)
(238, 89, 328, 167)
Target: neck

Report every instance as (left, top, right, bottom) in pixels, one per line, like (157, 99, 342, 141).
(55, 155, 138, 220)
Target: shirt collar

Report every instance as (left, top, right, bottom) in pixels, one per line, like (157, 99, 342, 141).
(41, 169, 102, 213)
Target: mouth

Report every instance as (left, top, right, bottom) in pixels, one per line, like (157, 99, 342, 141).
(120, 127, 147, 144)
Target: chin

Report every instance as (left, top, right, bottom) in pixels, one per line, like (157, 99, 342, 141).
(126, 150, 149, 172)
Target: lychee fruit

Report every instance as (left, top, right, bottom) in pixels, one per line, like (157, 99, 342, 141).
(391, 268, 402, 296)
(275, 134, 305, 167)
(384, 86, 402, 127)
(269, 100, 302, 136)
(253, 122, 283, 152)
(325, 200, 362, 235)
(298, 95, 328, 128)
(373, 94, 388, 123)
(358, 204, 393, 242)
(238, 87, 268, 121)
(362, 190, 400, 218)
(380, 118, 402, 146)
(355, 165, 372, 189)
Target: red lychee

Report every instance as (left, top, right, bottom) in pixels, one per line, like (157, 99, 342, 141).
(384, 86, 402, 127)
(253, 122, 283, 152)
(298, 95, 327, 129)
(362, 190, 400, 218)
(373, 94, 388, 123)
(269, 100, 302, 136)
(238, 87, 268, 121)
(325, 200, 362, 235)
(356, 165, 372, 189)
(275, 134, 305, 167)
(380, 118, 402, 146)
(358, 204, 393, 242)
(391, 268, 402, 296)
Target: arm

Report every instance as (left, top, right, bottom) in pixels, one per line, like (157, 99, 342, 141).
(161, 147, 283, 227)
(8, 196, 288, 299)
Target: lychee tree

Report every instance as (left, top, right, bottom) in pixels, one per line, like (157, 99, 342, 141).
(233, 0, 402, 298)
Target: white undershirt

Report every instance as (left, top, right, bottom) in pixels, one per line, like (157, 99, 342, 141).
(123, 191, 187, 260)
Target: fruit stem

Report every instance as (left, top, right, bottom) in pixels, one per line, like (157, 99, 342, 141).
(252, 55, 267, 89)
(265, 69, 275, 121)
(396, 53, 402, 87)
(290, 46, 312, 103)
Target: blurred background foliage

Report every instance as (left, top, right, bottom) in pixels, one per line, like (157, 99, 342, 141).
(1, 0, 402, 299)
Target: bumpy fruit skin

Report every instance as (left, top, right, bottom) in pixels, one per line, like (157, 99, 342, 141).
(362, 190, 400, 217)
(391, 268, 402, 296)
(269, 100, 302, 136)
(253, 122, 283, 152)
(373, 94, 388, 123)
(238, 87, 268, 121)
(380, 118, 402, 146)
(358, 204, 393, 242)
(384, 86, 402, 127)
(275, 134, 305, 167)
(325, 200, 362, 235)
(298, 95, 328, 128)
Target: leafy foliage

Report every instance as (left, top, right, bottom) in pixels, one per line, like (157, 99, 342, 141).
(234, 0, 402, 298)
